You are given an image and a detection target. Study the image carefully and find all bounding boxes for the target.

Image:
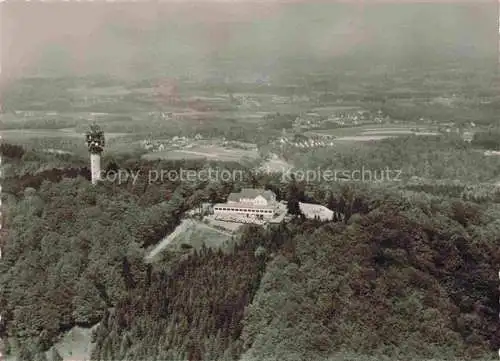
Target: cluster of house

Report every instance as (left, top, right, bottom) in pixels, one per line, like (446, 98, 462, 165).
(326, 109, 387, 126)
(292, 109, 388, 130)
(230, 95, 261, 108)
(77, 95, 123, 107)
(436, 121, 476, 141)
(275, 133, 335, 149)
(271, 95, 291, 104)
(212, 188, 334, 225)
(147, 111, 185, 121)
(221, 140, 258, 151)
(292, 112, 323, 129)
(270, 95, 311, 104)
(140, 135, 257, 153)
(431, 96, 457, 106)
(141, 134, 203, 152)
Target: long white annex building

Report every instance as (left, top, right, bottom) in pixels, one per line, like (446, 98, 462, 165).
(213, 188, 285, 223)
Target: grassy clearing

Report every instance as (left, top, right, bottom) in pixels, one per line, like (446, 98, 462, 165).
(146, 219, 234, 263)
(2, 128, 130, 140)
(171, 221, 233, 250)
(67, 85, 133, 96)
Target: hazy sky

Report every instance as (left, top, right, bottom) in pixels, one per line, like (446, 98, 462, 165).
(0, 1, 497, 81)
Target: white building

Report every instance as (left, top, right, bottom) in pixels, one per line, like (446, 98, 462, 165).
(213, 188, 281, 223)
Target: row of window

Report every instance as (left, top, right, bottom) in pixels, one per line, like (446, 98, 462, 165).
(214, 207, 273, 214)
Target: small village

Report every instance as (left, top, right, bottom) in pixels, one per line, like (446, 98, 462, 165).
(274, 133, 336, 149)
(139, 134, 258, 153)
(140, 134, 204, 152)
(137, 106, 479, 154)
(292, 108, 388, 129)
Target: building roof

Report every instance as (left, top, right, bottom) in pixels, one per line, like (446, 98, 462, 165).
(214, 202, 275, 210)
(227, 188, 276, 202)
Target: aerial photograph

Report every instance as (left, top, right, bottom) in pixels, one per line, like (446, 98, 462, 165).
(0, 0, 499, 360)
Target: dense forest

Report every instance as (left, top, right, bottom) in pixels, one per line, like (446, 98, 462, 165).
(1, 141, 500, 360)
(290, 135, 500, 184)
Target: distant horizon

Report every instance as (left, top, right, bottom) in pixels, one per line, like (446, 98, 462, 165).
(1, 1, 497, 83)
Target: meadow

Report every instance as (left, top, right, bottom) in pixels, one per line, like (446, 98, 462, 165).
(141, 145, 260, 162)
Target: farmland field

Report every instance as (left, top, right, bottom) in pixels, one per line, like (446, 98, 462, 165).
(310, 105, 362, 115)
(1, 128, 140, 156)
(67, 85, 134, 96)
(1, 129, 131, 144)
(306, 123, 439, 141)
(141, 145, 260, 162)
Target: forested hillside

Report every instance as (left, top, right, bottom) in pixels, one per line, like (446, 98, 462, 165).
(1, 143, 499, 360)
(88, 193, 500, 361)
(292, 135, 500, 184)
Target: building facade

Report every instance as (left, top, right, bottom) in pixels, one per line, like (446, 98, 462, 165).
(213, 188, 279, 223)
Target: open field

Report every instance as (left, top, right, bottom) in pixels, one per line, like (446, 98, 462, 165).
(2, 128, 135, 155)
(2, 128, 129, 140)
(1, 129, 89, 154)
(2, 129, 82, 140)
(67, 85, 134, 96)
(306, 123, 440, 141)
(142, 145, 260, 162)
(311, 105, 362, 115)
(145, 219, 234, 263)
(334, 135, 398, 142)
(142, 150, 206, 161)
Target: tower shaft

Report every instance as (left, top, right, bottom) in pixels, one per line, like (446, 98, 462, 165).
(90, 153, 102, 185)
